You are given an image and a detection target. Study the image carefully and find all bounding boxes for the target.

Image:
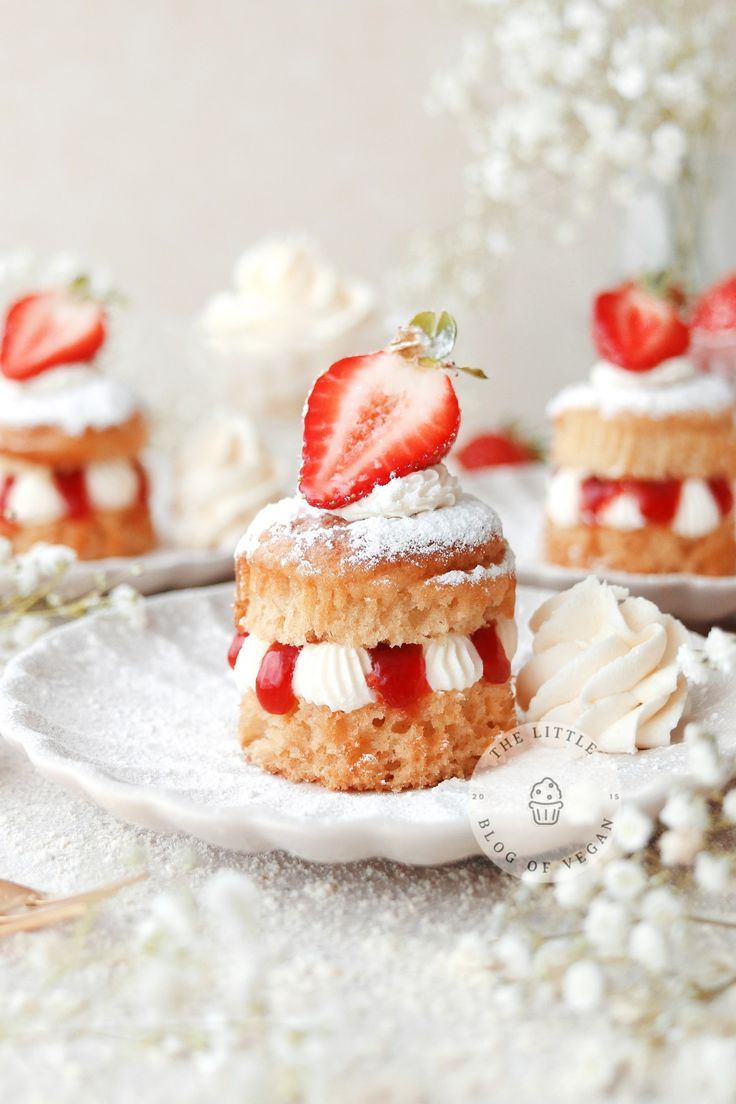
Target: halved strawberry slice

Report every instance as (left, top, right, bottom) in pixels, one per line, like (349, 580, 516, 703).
(1, 290, 106, 380)
(692, 273, 736, 332)
(300, 350, 461, 509)
(592, 280, 689, 372)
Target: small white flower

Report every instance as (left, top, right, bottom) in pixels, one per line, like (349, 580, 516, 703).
(584, 897, 630, 957)
(562, 959, 605, 1012)
(554, 865, 599, 909)
(609, 63, 647, 100)
(533, 938, 575, 979)
(25, 542, 77, 578)
(640, 886, 683, 926)
(660, 790, 709, 832)
(603, 860, 647, 902)
(494, 931, 532, 979)
(629, 921, 669, 973)
(109, 583, 145, 629)
(678, 642, 708, 685)
(613, 805, 653, 854)
(704, 628, 736, 674)
(694, 852, 731, 894)
(723, 789, 736, 824)
(685, 727, 725, 787)
(659, 828, 703, 866)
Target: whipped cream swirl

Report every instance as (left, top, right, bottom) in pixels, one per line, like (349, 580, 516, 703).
(201, 236, 374, 357)
(516, 577, 689, 754)
(0, 365, 139, 436)
(548, 357, 734, 421)
(173, 413, 282, 552)
(331, 464, 460, 521)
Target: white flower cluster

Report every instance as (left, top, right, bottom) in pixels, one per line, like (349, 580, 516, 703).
(0, 539, 145, 661)
(1, 869, 296, 1095)
(419, 0, 735, 296)
(487, 724, 735, 1034)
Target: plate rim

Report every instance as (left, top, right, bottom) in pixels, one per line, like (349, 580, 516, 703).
(0, 581, 727, 865)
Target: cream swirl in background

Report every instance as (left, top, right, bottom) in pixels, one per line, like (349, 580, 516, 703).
(173, 413, 283, 552)
(331, 464, 459, 522)
(516, 577, 689, 754)
(200, 236, 375, 414)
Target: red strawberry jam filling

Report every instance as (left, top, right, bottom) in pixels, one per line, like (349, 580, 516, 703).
(580, 475, 733, 527)
(471, 623, 511, 683)
(234, 621, 513, 716)
(366, 643, 431, 709)
(228, 631, 247, 670)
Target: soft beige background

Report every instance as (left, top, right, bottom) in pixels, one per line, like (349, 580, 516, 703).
(1, 0, 734, 428)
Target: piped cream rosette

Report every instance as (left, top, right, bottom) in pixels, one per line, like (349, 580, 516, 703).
(516, 577, 689, 754)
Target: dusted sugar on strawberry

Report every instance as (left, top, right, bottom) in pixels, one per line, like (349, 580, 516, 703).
(0, 276, 155, 560)
(544, 277, 736, 576)
(231, 311, 518, 791)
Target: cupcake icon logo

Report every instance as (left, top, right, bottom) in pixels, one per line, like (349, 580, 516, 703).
(529, 776, 564, 825)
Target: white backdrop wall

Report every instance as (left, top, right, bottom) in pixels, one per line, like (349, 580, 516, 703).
(1, 0, 733, 428)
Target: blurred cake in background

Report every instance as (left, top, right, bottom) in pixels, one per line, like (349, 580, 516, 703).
(200, 235, 375, 417)
(172, 412, 283, 552)
(691, 272, 736, 382)
(545, 277, 736, 576)
(0, 252, 155, 560)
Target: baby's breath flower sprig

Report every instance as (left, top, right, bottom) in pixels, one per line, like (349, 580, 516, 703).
(0, 540, 145, 661)
(486, 740, 736, 1039)
(400, 0, 736, 302)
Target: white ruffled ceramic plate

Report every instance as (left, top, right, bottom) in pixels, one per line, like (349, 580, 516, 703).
(462, 464, 736, 625)
(0, 583, 732, 864)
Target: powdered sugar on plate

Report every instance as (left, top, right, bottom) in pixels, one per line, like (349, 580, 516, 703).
(0, 583, 725, 862)
(236, 492, 505, 571)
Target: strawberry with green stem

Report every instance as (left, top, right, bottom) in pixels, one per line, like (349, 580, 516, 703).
(300, 311, 485, 509)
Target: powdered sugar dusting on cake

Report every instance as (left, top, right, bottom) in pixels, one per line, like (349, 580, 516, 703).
(237, 493, 505, 571)
(430, 545, 515, 586)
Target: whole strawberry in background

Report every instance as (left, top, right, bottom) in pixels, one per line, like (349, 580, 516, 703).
(455, 425, 545, 471)
(691, 273, 736, 382)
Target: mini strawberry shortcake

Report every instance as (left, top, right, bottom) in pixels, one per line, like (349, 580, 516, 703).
(545, 278, 736, 576)
(229, 313, 517, 792)
(0, 282, 154, 559)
